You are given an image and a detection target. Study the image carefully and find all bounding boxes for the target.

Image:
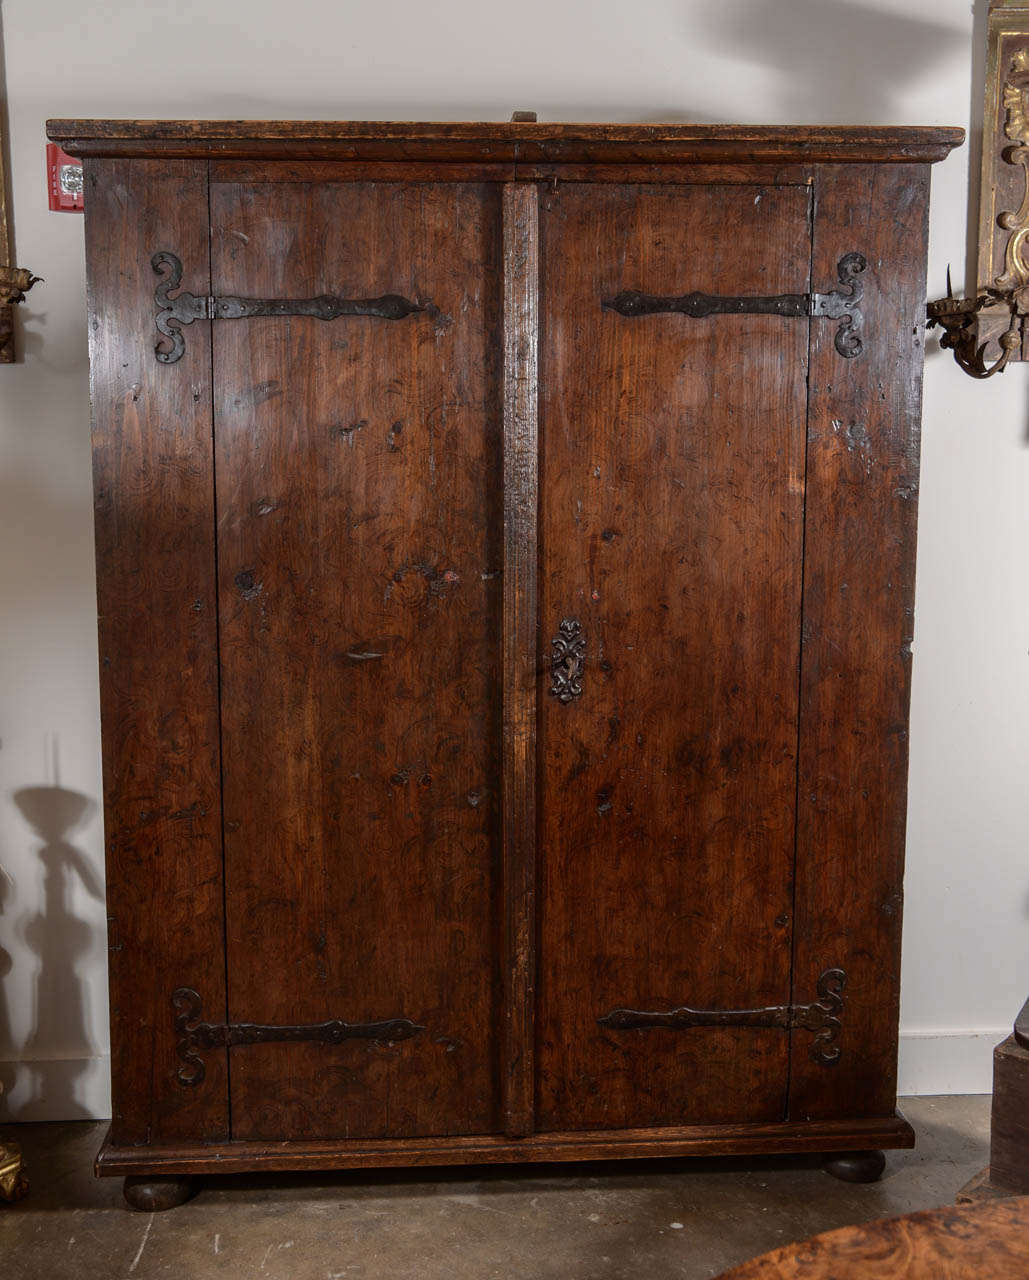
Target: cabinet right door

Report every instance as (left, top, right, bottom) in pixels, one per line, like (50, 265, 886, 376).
(536, 182, 813, 1131)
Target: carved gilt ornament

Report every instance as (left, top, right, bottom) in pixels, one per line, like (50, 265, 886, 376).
(927, 4, 1029, 377)
(996, 47, 1029, 291)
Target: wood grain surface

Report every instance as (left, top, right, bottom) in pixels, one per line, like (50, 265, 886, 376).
(501, 183, 539, 1138)
(536, 181, 811, 1131)
(77, 124, 957, 1177)
(94, 1111, 914, 1176)
(788, 164, 931, 1122)
(717, 1196, 1029, 1279)
(206, 161, 818, 187)
(210, 180, 503, 1141)
(47, 120, 964, 165)
(989, 1034, 1029, 1192)
(85, 158, 228, 1144)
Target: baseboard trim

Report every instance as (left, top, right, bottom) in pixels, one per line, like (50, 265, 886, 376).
(0, 1054, 111, 1122)
(898, 1028, 1007, 1096)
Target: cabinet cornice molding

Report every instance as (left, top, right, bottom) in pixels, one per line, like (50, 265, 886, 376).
(46, 119, 964, 165)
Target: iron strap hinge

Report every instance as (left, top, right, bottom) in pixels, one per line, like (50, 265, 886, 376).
(172, 987, 424, 1087)
(151, 251, 425, 364)
(603, 252, 868, 358)
(597, 967, 847, 1066)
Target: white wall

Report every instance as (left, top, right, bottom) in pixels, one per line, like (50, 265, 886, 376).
(0, 0, 1025, 1120)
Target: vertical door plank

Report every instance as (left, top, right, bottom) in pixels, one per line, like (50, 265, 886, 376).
(84, 158, 228, 1144)
(211, 181, 503, 1141)
(536, 183, 811, 1132)
(501, 183, 539, 1137)
(789, 164, 931, 1121)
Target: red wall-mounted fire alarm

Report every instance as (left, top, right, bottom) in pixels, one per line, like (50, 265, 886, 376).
(47, 143, 83, 212)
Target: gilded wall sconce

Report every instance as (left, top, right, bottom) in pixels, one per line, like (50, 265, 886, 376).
(929, 0, 1029, 376)
(0, 100, 40, 360)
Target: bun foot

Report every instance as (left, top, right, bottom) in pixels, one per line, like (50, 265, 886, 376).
(123, 1175, 195, 1211)
(823, 1150, 887, 1183)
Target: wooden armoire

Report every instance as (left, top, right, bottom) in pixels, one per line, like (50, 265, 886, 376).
(48, 119, 962, 1208)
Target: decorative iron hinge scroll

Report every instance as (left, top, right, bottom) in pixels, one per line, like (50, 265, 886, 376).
(549, 618, 585, 703)
(598, 967, 847, 1066)
(152, 251, 425, 364)
(604, 253, 867, 359)
(172, 987, 424, 1087)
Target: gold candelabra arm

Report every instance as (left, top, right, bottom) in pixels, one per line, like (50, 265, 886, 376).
(0, 264, 40, 306)
(926, 288, 1023, 379)
(0, 263, 41, 363)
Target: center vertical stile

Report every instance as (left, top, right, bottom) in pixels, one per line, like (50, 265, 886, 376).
(501, 182, 540, 1139)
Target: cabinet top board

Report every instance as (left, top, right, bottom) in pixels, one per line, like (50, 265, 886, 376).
(46, 119, 963, 165)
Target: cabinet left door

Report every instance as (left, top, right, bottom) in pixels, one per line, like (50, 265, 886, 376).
(209, 179, 504, 1141)
(89, 168, 506, 1146)
(86, 159, 230, 1146)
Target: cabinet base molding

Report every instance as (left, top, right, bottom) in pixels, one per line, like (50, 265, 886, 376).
(96, 1114, 914, 1178)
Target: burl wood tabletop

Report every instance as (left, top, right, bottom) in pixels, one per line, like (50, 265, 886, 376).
(718, 1196, 1029, 1279)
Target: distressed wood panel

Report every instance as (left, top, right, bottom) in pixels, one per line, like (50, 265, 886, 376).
(208, 161, 817, 187)
(988, 1032, 1029, 1194)
(500, 183, 539, 1137)
(788, 164, 932, 1121)
(536, 183, 811, 1131)
(95, 1112, 915, 1176)
(50, 119, 964, 165)
(75, 124, 958, 1182)
(210, 181, 503, 1141)
(84, 157, 228, 1144)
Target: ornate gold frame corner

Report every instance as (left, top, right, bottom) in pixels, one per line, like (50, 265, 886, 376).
(0, 95, 40, 362)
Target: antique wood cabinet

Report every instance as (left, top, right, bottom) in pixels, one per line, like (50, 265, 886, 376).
(48, 119, 961, 1207)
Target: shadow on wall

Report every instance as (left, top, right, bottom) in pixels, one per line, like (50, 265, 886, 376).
(684, 0, 967, 122)
(2, 774, 102, 1121)
(0, 865, 13, 1105)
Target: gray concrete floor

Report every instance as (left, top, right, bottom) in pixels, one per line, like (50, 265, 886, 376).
(0, 1097, 990, 1279)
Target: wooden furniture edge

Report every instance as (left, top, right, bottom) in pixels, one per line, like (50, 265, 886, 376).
(95, 1114, 915, 1176)
(500, 182, 539, 1137)
(202, 160, 822, 185)
(46, 120, 964, 164)
(717, 1196, 1029, 1279)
